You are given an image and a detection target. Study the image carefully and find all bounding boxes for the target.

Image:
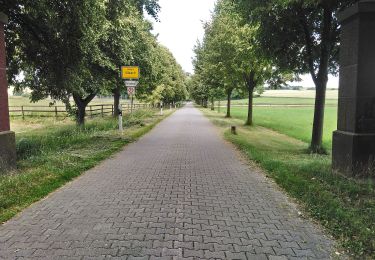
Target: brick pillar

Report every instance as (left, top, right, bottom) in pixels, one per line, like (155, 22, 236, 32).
(0, 12, 16, 172)
(0, 12, 10, 131)
(332, 1, 375, 176)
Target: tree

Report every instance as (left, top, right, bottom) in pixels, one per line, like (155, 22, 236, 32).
(235, 0, 358, 152)
(142, 45, 187, 105)
(216, 0, 272, 125)
(193, 16, 240, 117)
(193, 0, 278, 123)
(4, 0, 109, 125)
(101, 1, 156, 117)
(3, 0, 164, 125)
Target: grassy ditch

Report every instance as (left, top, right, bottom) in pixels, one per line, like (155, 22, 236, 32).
(201, 108, 375, 259)
(0, 109, 174, 223)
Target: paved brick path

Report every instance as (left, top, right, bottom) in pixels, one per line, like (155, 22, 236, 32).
(0, 104, 335, 259)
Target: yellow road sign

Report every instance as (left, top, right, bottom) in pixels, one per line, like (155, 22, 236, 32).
(121, 66, 140, 79)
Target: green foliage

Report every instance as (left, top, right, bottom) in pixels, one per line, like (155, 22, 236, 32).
(3, 0, 186, 124)
(191, 0, 289, 121)
(233, 0, 358, 151)
(140, 45, 187, 104)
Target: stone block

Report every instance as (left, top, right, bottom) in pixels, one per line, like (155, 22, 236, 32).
(333, 130, 375, 176)
(333, 1, 375, 176)
(0, 131, 16, 173)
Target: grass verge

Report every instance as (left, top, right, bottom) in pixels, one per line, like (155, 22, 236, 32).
(0, 109, 174, 223)
(200, 107, 375, 259)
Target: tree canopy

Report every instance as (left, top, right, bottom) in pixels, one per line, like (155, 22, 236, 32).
(2, 0, 186, 125)
(192, 0, 286, 122)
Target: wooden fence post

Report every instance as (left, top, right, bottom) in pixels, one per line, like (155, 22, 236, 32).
(90, 106, 93, 118)
(101, 105, 104, 117)
(55, 106, 58, 119)
(111, 105, 114, 116)
(21, 106, 24, 120)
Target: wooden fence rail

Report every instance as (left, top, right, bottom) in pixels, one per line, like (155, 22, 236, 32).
(9, 103, 154, 119)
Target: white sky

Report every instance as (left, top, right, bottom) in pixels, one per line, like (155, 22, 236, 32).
(148, 0, 339, 89)
(148, 0, 217, 74)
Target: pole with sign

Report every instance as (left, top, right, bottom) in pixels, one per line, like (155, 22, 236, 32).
(119, 66, 140, 131)
(122, 66, 139, 115)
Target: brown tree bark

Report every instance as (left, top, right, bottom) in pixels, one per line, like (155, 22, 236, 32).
(246, 90, 254, 126)
(113, 86, 120, 117)
(245, 72, 256, 126)
(299, 5, 333, 153)
(311, 80, 327, 152)
(73, 93, 96, 126)
(226, 89, 232, 118)
(310, 6, 333, 153)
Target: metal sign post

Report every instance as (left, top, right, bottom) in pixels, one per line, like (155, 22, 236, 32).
(121, 65, 140, 120)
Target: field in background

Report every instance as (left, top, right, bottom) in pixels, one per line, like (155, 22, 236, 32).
(262, 89, 338, 99)
(8, 96, 133, 106)
(219, 90, 338, 106)
(214, 90, 339, 150)
(228, 97, 337, 106)
(230, 107, 337, 149)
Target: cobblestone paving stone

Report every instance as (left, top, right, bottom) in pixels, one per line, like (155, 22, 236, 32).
(0, 104, 335, 259)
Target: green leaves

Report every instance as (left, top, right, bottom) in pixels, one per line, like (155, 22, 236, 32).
(5, 0, 186, 123)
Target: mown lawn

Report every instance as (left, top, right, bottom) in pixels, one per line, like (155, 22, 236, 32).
(8, 96, 134, 107)
(228, 106, 337, 150)
(0, 109, 174, 223)
(201, 108, 375, 258)
(226, 97, 338, 106)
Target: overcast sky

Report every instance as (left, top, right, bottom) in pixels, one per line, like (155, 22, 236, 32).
(148, 0, 339, 88)
(148, 0, 216, 74)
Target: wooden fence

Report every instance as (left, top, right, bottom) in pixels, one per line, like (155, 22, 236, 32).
(9, 103, 154, 119)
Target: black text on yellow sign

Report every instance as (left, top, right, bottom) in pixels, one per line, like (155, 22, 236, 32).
(121, 66, 140, 80)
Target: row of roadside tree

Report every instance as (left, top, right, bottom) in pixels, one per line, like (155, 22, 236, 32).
(2, 0, 187, 125)
(189, 0, 357, 153)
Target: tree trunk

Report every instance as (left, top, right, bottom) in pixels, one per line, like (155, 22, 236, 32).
(211, 97, 215, 111)
(76, 103, 86, 126)
(226, 90, 232, 118)
(113, 86, 120, 117)
(310, 79, 327, 153)
(73, 93, 96, 126)
(309, 6, 332, 153)
(246, 89, 254, 126)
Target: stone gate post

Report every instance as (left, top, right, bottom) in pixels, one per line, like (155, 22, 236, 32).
(333, 0, 375, 176)
(0, 12, 16, 172)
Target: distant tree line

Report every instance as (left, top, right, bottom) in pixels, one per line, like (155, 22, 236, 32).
(190, 0, 358, 153)
(1, 0, 187, 125)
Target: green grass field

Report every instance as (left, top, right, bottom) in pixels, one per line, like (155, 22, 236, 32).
(227, 97, 338, 106)
(228, 106, 337, 150)
(8, 96, 137, 106)
(201, 108, 375, 258)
